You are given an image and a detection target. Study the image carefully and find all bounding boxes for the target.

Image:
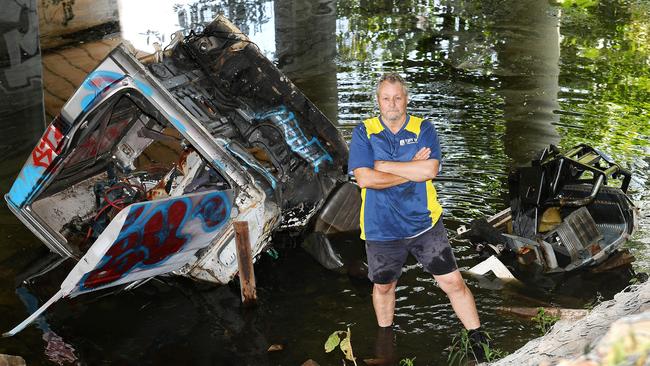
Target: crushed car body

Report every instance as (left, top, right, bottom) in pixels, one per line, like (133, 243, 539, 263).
(4, 16, 354, 335)
(459, 144, 638, 278)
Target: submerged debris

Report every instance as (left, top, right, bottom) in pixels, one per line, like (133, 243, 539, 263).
(459, 144, 638, 278)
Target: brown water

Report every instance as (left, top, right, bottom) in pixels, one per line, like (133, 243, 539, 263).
(1, 0, 649, 365)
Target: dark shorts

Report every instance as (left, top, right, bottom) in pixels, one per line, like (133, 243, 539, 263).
(365, 219, 458, 284)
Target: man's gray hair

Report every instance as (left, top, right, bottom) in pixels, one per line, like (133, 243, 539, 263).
(376, 72, 409, 97)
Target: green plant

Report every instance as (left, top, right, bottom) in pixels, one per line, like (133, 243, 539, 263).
(399, 357, 416, 366)
(483, 345, 508, 362)
(447, 329, 476, 365)
(324, 327, 357, 366)
(447, 329, 507, 365)
(448, 329, 473, 365)
(531, 307, 561, 335)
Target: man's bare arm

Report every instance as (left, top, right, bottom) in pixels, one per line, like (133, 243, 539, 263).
(353, 167, 408, 189)
(374, 158, 439, 182)
(353, 147, 432, 189)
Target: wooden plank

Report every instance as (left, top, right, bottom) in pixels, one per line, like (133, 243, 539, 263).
(234, 221, 257, 307)
(496, 306, 588, 321)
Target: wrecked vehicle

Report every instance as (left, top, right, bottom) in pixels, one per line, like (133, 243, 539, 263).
(4, 16, 357, 335)
(459, 144, 638, 278)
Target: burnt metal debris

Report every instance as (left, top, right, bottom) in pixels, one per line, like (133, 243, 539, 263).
(460, 144, 638, 277)
(4, 16, 359, 335)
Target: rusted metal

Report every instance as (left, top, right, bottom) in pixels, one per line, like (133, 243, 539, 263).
(234, 221, 257, 307)
(590, 249, 635, 273)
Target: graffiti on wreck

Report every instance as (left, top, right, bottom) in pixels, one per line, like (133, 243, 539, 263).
(192, 193, 230, 232)
(256, 106, 333, 173)
(7, 121, 66, 206)
(78, 70, 153, 111)
(66, 117, 131, 165)
(32, 123, 64, 168)
(78, 191, 231, 291)
(75, 68, 188, 148)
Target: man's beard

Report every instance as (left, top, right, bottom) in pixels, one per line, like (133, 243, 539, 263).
(383, 110, 404, 123)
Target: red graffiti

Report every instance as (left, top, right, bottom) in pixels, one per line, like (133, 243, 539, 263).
(31, 124, 64, 168)
(81, 200, 189, 289)
(97, 118, 131, 153)
(79, 192, 230, 291)
(67, 131, 99, 165)
(142, 200, 188, 265)
(82, 206, 146, 288)
(82, 232, 146, 288)
(90, 75, 120, 88)
(67, 117, 131, 165)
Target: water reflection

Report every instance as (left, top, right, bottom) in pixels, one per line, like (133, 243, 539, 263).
(487, 0, 562, 165)
(120, 0, 275, 56)
(275, 0, 338, 122)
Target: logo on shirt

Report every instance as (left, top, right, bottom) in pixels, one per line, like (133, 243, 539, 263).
(399, 138, 417, 146)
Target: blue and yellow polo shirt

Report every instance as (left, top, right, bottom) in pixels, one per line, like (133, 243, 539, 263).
(348, 115, 443, 241)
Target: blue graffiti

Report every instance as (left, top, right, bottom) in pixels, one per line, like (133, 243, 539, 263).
(79, 71, 154, 111)
(80, 70, 126, 111)
(169, 116, 187, 134)
(7, 164, 45, 207)
(192, 193, 232, 233)
(256, 106, 333, 173)
(134, 79, 153, 96)
(224, 143, 278, 190)
(211, 159, 226, 171)
(76, 191, 231, 292)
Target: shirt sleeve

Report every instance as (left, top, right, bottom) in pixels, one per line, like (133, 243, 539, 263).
(419, 120, 442, 171)
(347, 124, 375, 175)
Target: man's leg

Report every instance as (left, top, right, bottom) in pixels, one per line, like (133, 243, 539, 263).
(434, 270, 480, 330)
(366, 239, 408, 327)
(408, 220, 480, 330)
(372, 281, 398, 327)
(410, 221, 487, 359)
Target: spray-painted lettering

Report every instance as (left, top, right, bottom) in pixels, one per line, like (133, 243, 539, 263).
(8, 121, 65, 206)
(79, 191, 231, 290)
(256, 106, 333, 173)
(32, 125, 64, 168)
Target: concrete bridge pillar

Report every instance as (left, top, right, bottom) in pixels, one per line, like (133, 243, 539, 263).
(0, 0, 45, 188)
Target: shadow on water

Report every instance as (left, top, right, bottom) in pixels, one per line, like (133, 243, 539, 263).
(1, 0, 649, 365)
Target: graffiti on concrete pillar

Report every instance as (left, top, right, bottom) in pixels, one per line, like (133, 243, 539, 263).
(0, 0, 41, 92)
(40, 0, 76, 27)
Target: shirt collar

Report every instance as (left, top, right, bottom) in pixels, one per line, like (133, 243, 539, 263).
(379, 114, 410, 136)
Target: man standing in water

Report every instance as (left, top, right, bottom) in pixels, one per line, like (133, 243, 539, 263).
(348, 73, 487, 357)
